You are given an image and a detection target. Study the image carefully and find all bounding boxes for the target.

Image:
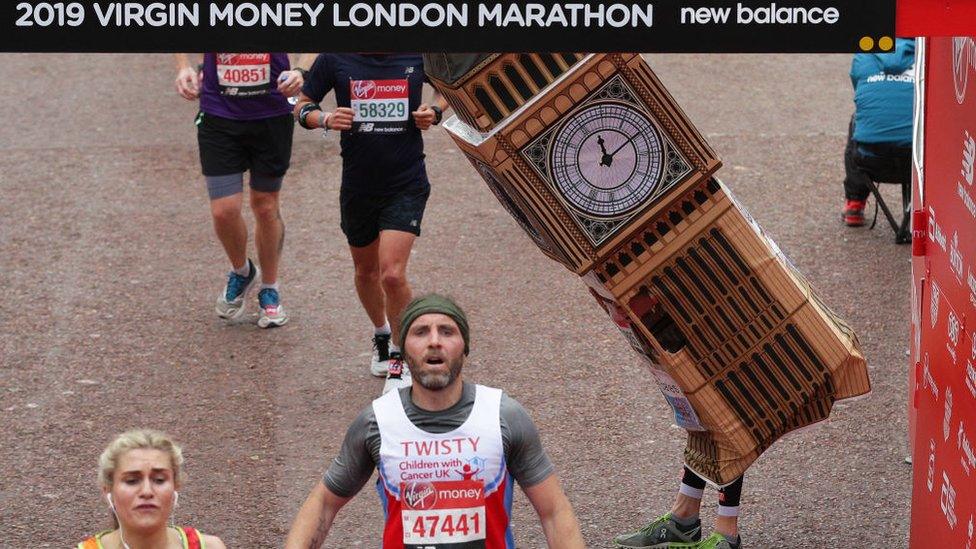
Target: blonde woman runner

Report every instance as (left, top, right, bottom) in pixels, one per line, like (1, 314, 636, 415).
(77, 429, 226, 549)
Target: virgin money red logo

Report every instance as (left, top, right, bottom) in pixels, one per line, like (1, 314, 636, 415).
(216, 53, 270, 65)
(402, 481, 437, 510)
(352, 80, 377, 100)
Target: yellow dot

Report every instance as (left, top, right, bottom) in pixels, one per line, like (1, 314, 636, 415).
(878, 36, 894, 51)
(859, 36, 874, 51)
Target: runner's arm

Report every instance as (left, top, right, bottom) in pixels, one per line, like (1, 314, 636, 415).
(284, 481, 351, 549)
(173, 53, 201, 100)
(293, 54, 353, 130)
(278, 53, 318, 97)
(412, 90, 450, 130)
(522, 474, 585, 548)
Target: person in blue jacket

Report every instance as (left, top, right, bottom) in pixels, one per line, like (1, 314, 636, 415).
(842, 38, 915, 226)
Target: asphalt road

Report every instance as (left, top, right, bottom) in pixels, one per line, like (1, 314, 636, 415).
(0, 53, 913, 547)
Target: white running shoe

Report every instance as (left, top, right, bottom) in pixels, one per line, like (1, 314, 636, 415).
(256, 288, 288, 328)
(382, 352, 412, 394)
(216, 259, 260, 320)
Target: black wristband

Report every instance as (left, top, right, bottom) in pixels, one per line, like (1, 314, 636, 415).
(298, 102, 322, 130)
(431, 105, 443, 125)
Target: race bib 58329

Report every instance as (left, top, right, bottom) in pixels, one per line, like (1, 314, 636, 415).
(350, 78, 410, 134)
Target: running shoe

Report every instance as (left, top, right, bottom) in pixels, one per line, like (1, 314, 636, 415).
(843, 199, 866, 227)
(613, 513, 702, 548)
(370, 333, 392, 377)
(693, 533, 740, 549)
(216, 259, 260, 320)
(382, 351, 412, 394)
(257, 288, 288, 328)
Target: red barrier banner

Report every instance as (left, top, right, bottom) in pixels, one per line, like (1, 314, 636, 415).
(898, 0, 976, 37)
(909, 36, 976, 548)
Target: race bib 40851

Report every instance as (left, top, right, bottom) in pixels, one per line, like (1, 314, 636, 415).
(216, 53, 272, 97)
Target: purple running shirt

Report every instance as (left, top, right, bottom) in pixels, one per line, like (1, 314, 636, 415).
(199, 53, 293, 121)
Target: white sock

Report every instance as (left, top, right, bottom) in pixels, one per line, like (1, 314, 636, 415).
(374, 321, 391, 335)
(716, 505, 740, 517)
(678, 483, 704, 500)
(232, 260, 251, 277)
(260, 282, 279, 291)
(390, 343, 401, 354)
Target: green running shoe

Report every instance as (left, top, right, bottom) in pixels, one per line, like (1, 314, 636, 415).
(613, 513, 702, 548)
(694, 532, 741, 549)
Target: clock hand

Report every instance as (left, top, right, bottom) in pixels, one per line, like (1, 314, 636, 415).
(597, 134, 614, 167)
(607, 132, 639, 159)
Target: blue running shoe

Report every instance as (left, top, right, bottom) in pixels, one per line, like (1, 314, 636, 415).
(216, 259, 260, 320)
(257, 287, 288, 328)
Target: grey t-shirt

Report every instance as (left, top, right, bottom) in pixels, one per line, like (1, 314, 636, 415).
(324, 382, 554, 497)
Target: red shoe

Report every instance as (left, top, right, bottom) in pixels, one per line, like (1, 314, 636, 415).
(844, 199, 866, 227)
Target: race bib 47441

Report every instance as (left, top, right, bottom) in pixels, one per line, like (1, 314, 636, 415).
(400, 480, 486, 548)
(216, 53, 272, 97)
(350, 78, 409, 134)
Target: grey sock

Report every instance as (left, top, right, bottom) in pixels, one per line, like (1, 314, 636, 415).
(721, 533, 741, 547)
(671, 513, 700, 528)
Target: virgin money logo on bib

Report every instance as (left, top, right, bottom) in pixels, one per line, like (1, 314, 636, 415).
(403, 481, 438, 510)
(217, 53, 269, 65)
(352, 79, 377, 100)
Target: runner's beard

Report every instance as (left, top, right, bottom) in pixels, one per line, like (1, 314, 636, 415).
(407, 353, 464, 390)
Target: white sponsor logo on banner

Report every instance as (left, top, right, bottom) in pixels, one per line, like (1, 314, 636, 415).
(959, 421, 976, 476)
(928, 439, 937, 492)
(968, 268, 976, 308)
(960, 182, 976, 219)
(929, 206, 948, 251)
(951, 232, 965, 281)
(967, 515, 974, 549)
(966, 361, 976, 400)
(932, 280, 942, 329)
(924, 353, 940, 400)
(963, 130, 975, 186)
(948, 311, 962, 362)
(941, 470, 958, 529)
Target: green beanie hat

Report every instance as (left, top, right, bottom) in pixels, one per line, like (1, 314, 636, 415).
(398, 294, 470, 355)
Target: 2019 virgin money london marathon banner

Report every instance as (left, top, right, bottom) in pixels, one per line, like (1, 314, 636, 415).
(3, 0, 895, 52)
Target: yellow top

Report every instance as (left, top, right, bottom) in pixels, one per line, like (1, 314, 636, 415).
(77, 526, 205, 549)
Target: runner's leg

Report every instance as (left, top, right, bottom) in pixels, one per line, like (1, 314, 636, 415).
(250, 187, 283, 284)
(210, 191, 248, 270)
(349, 239, 387, 329)
(378, 229, 416, 345)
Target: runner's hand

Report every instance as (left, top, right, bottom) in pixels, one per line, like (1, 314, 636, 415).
(412, 104, 436, 130)
(328, 107, 354, 130)
(175, 66, 200, 100)
(277, 70, 304, 98)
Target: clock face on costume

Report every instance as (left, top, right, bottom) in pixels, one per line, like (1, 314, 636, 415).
(549, 101, 664, 218)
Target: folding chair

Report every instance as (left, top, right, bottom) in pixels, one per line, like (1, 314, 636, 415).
(854, 142, 913, 244)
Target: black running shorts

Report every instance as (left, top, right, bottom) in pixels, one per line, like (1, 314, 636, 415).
(197, 112, 294, 181)
(340, 181, 431, 248)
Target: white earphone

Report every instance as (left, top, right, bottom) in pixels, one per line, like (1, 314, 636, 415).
(174, 491, 179, 507)
(105, 493, 115, 511)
